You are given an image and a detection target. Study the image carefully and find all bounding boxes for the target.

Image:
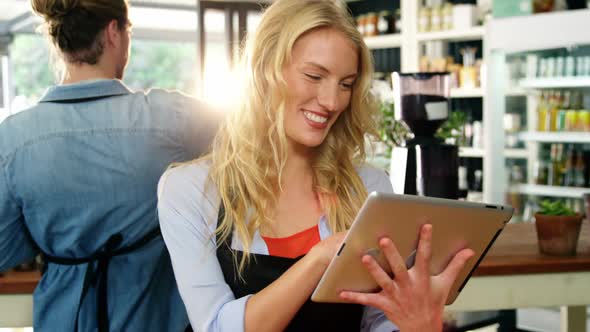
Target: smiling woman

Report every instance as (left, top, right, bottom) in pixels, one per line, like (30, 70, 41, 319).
(157, 0, 473, 331)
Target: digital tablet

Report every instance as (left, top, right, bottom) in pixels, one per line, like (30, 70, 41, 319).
(311, 192, 513, 305)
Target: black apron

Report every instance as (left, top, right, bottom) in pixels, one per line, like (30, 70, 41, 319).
(41, 227, 162, 332)
(215, 204, 364, 332)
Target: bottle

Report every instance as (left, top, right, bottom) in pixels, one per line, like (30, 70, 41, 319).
(473, 169, 483, 192)
(365, 12, 378, 37)
(430, 5, 442, 31)
(556, 90, 570, 132)
(574, 150, 587, 187)
(356, 15, 366, 36)
(418, 6, 431, 33)
(377, 11, 393, 35)
(537, 91, 548, 132)
(562, 146, 576, 187)
(394, 9, 402, 33)
(549, 91, 562, 132)
(442, 3, 453, 30)
(547, 144, 559, 186)
(458, 166, 468, 199)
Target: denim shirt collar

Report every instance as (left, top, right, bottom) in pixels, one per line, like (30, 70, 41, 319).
(39, 79, 133, 103)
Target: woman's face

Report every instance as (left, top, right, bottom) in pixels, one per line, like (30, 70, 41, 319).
(282, 27, 359, 151)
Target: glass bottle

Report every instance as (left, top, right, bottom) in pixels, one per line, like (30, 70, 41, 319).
(562, 146, 576, 187)
(537, 91, 548, 132)
(556, 90, 570, 132)
(549, 91, 562, 132)
(574, 150, 586, 187)
(442, 3, 453, 30)
(418, 6, 431, 33)
(547, 144, 558, 186)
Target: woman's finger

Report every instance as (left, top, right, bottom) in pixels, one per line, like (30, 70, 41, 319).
(339, 290, 390, 311)
(415, 224, 433, 273)
(379, 237, 410, 286)
(438, 248, 475, 286)
(361, 254, 396, 294)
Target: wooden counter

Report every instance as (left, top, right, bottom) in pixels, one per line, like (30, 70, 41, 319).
(1, 221, 590, 295)
(0, 270, 40, 294)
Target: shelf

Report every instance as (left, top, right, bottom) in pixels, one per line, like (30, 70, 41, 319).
(506, 87, 527, 97)
(519, 77, 590, 89)
(505, 148, 528, 159)
(364, 34, 402, 49)
(450, 87, 484, 98)
(416, 26, 484, 43)
(510, 184, 590, 198)
(459, 147, 484, 158)
(458, 147, 528, 159)
(518, 132, 590, 144)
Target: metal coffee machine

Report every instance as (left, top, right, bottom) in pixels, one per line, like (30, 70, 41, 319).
(390, 72, 459, 199)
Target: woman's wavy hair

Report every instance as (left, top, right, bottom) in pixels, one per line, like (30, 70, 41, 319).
(209, 0, 378, 272)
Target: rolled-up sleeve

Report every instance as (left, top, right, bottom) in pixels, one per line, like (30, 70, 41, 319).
(157, 163, 249, 332)
(0, 159, 36, 271)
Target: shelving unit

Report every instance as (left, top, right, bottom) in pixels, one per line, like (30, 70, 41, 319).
(485, 9, 590, 204)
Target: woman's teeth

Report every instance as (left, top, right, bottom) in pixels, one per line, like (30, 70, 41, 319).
(304, 111, 328, 124)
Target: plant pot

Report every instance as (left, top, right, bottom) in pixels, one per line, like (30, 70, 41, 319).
(534, 213, 583, 256)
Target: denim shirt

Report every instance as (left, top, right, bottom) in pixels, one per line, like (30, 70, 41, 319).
(0, 79, 221, 331)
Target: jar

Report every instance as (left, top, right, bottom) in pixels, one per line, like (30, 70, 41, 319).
(533, 0, 555, 13)
(356, 15, 366, 36)
(365, 12, 378, 37)
(430, 5, 442, 31)
(394, 9, 402, 33)
(565, 56, 575, 77)
(442, 3, 453, 30)
(377, 11, 394, 35)
(418, 7, 431, 33)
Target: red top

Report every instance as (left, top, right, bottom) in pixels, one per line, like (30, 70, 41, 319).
(262, 225, 321, 258)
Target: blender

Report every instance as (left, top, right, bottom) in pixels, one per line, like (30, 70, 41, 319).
(390, 72, 459, 199)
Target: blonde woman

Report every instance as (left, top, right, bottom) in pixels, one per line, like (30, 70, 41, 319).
(158, 0, 474, 331)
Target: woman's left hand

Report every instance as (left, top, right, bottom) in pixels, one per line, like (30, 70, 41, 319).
(339, 224, 474, 332)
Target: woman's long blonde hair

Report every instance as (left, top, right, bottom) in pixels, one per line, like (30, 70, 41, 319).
(209, 0, 379, 271)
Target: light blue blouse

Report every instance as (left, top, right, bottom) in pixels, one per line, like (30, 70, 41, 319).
(158, 161, 399, 332)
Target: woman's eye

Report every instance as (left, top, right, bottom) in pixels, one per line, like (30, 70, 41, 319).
(305, 73, 321, 81)
(341, 82, 354, 90)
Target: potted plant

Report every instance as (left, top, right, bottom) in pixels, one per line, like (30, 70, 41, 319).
(534, 199, 584, 256)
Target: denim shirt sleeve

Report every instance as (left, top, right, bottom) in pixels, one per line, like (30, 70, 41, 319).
(158, 163, 249, 332)
(0, 158, 36, 271)
(181, 97, 224, 159)
(146, 90, 223, 160)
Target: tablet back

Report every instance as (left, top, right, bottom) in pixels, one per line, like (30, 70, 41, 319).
(311, 192, 513, 305)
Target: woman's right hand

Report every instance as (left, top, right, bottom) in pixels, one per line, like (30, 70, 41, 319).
(308, 231, 347, 269)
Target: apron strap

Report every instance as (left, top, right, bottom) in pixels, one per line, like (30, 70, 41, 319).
(43, 227, 161, 332)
